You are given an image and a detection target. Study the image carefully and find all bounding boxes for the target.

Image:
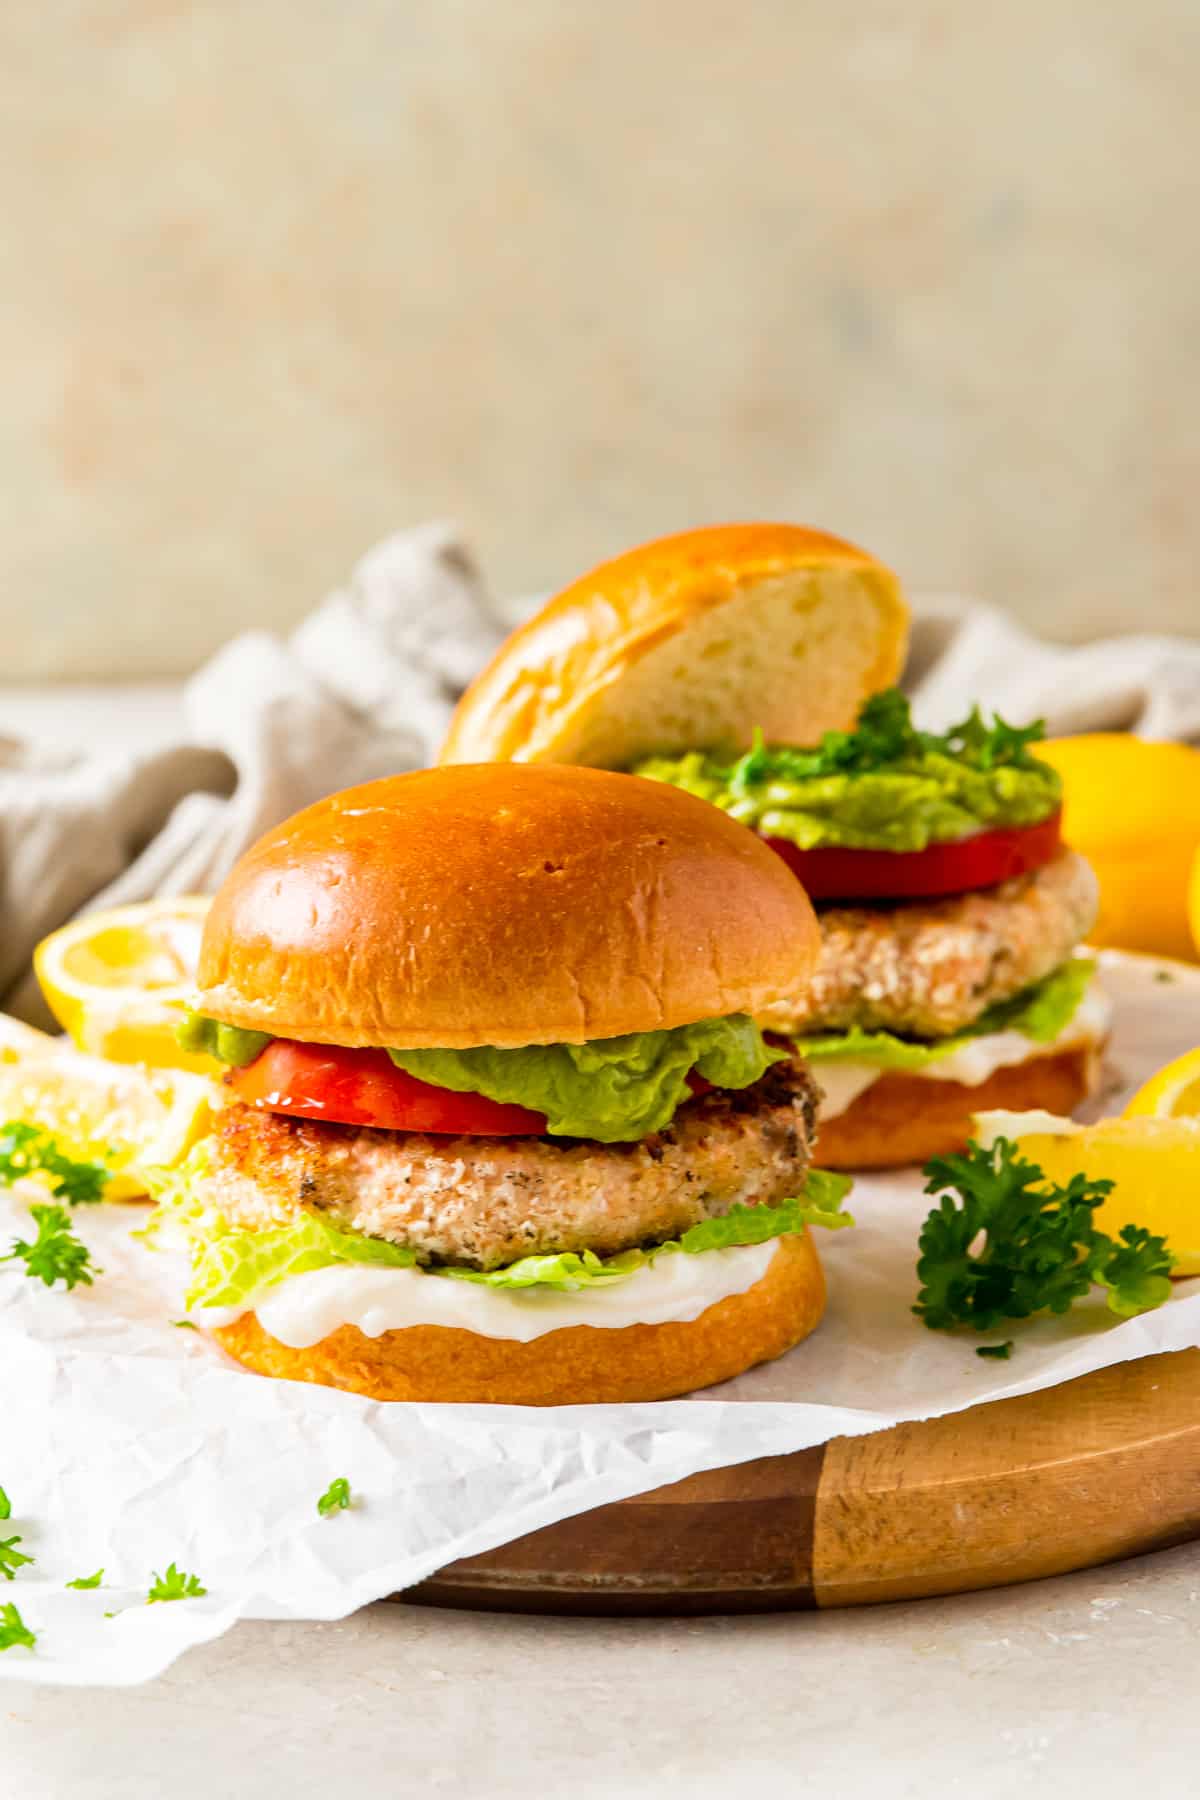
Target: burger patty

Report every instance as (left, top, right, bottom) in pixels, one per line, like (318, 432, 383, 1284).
(204, 1057, 819, 1271)
(761, 850, 1099, 1040)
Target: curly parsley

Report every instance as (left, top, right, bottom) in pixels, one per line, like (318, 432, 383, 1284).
(1, 1204, 97, 1290)
(146, 1563, 207, 1604)
(915, 1137, 1174, 1335)
(0, 1602, 36, 1652)
(727, 689, 1048, 794)
(0, 1535, 33, 1581)
(0, 1122, 110, 1206)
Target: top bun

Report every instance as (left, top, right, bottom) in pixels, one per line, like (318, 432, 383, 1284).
(196, 764, 820, 1050)
(439, 522, 909, 769)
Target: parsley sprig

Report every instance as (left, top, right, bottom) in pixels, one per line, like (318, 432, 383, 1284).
(146, 1563, 207, 1604)
(728, 688, 1047, 795)
(316, 1477, 352, 1518)
(0, 1602, 36, 1652)
(0, 1122, 110, 1206)
(0, 1124, 108, 1291)
(66, 1570, 104, 1590)
(1, 1203, 97, 1290)
(0, 1535, 33, 1581)
(915, 1137, 1174, 1335)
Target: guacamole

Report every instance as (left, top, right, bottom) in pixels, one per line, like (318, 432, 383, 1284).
(632, 690, 1062, 853)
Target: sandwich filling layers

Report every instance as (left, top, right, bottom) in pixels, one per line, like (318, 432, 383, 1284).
(158, 1010, 850, 1343)
(146, 1152, 851, 1341)
(631, 691, 1105, 1125)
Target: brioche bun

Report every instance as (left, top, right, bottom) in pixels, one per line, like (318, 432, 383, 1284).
(211, 1230, 826, 1404)
(813, 1044, 1101, 1171)
(196, 764, 821, 1050)
(439, 523, 909, 770)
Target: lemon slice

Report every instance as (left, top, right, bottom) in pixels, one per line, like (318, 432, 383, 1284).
(1125, 1046, 1200, 1119)
(34, 898, 215, 1073)
(0, 1053, 216, 1200)
(973, 1108, 1200, 1276)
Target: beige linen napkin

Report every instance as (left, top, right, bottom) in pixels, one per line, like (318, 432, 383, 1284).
(3, 527, 1199, 1024)
(1, 522, 504, 1023)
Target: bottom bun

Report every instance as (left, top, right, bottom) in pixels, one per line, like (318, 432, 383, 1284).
(814, 1043, 1102, 1171)
(212, 1231, 826, 1405)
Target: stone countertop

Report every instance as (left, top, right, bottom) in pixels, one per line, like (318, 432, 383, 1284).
(3, 686, 1197, 1796)
(5, 1548, 1200, 1800)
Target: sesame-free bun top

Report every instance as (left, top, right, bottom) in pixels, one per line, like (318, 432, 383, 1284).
(196, 764, 821, 1050)
(439, 522, 910, 769)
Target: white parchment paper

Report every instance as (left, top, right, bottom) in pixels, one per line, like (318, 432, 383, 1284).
(1, 950, 1198, 1686)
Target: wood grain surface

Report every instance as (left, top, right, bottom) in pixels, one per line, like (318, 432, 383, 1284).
(407, 1349, 1200, 1615)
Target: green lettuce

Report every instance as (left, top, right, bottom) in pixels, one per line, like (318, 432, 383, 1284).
(146, 1156, 853, 1310)
(142, 1159, 419, 1308)
(186, 1214, 417, 1310)
(798, 958, 1095, 1069)
(387, 1014, 786, 1142)
(178, 1010, 785, 1144)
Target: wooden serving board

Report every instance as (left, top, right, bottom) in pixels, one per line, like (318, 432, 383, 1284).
(407, 1348, 1200, 1613)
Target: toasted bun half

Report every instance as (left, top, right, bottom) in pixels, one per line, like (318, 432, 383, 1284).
(196, 764, 821, 1049)
(439, 523, 909, 769)
(211, 1231, 825, 1404)
(814, 1044, 1102, 1171)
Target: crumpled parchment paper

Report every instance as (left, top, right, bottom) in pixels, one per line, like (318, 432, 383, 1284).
(0, 950, 1197, 1685)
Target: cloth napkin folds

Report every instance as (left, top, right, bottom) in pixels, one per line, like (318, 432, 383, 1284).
(4, 521, 1200, 1024)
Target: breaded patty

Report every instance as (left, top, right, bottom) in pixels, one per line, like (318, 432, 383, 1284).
(762, 850, 1098, 1040)
(204, 1058, 819, 1270)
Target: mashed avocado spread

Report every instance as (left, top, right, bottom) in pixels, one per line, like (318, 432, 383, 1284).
(632, 689, 1062, 853)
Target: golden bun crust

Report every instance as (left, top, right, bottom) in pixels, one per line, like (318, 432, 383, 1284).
(196, 764, 821, 1049)
(211, 1231, 826, 1404)
(439, 522, 909, 769)
(814, 1045, 1101, 1171)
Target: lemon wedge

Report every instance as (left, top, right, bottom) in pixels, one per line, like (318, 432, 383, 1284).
(0, 1053, 216, 1200)
(1123, 1046, 1200, 1120)
(34, 898, 215, 1073)
(1036, 735, 1200, 962)
(973, 1108, 1200, 1276)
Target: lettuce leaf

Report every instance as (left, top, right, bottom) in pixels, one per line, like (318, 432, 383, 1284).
(388, 1014, 787, 1142)
(797, 959, 1095, 1070)
(675, 1169, 854, 1250)
(142, 1152, 416, 1308)
(178, 1011, 786, 1144)
(187, 1212, 416, 1310)
(147, 1156, 853, 1308)
(439, 1247, 650, 1292)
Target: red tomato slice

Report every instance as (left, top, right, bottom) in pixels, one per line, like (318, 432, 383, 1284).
(229, 1039, 548, 1136)
(764, 810, 1062, 902)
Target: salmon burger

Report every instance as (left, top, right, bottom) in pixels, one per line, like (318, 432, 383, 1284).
(150, 764, 850, 1404)
(440, 524, 1108, 1167)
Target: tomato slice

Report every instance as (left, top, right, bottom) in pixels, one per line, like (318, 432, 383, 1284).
(229, 1039, 548, 1135)
(764, 809, 1062, 902)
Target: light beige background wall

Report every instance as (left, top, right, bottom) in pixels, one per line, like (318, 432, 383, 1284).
(3, 2, 1198, 678)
